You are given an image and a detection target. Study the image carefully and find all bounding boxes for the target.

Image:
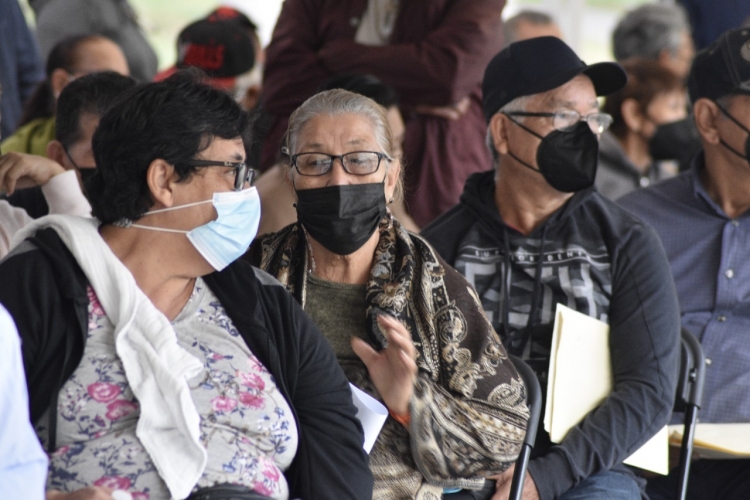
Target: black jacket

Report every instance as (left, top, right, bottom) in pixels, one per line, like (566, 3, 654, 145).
(0, 228, 373, 499)
(422, 170, 681, 500)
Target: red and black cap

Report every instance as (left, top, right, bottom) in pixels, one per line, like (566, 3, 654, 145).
(155, 17, 255, 90)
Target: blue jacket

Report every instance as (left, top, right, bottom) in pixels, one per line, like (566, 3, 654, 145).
(0, 0, 44, 139)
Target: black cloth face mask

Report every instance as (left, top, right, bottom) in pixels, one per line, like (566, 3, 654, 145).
(648, 117, 702, 162)
(295, 182, 388, 256)
(504, 118, 599, 193)
(715, 102, 750, 163)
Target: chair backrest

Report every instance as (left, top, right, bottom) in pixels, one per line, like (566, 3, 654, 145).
(508, 354, 542, 500)
(675, 328, 706, 411)
(674, 328, 707, 500)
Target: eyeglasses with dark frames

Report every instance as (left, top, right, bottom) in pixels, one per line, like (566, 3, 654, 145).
(62, 146, 96, 171)
(284, 149, 392, 177)
(504, 110, 614, 134)
(182, 159, 257, 191)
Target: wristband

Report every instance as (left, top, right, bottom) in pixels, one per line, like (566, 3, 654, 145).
(389, 408, 411, 427)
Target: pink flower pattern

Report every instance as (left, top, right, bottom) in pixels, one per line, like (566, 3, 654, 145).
(239, 391, 265, 409)
(43, 280, 295, 499)
(253, 481, 274, 497)
(263, 462, 281, 482)
(105, 399, 139, 421)
(87, 382, 121, 403)
(86, 285, 106, 317)
(237, 371, 266, 391)
(94, 475, 132, 490)
(211, 396, 238, 413)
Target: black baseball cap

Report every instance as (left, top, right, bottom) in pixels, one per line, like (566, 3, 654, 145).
(688, 28, 750, 103)
(482, 36, 627, 122)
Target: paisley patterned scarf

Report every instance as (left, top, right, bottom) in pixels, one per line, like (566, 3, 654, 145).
(253, 216, 529, 499)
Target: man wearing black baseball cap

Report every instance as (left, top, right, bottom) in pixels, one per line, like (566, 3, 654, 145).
(423, 37, 680, 500)
(621, 27, 750, 500)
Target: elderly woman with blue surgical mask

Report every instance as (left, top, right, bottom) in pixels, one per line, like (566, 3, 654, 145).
(0, 72, 372, 500)
(249, 89, 529, 499)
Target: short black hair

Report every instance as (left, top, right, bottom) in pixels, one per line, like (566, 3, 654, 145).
(318, 73, 399, 108)
(55, 71, 137, 149)
(88, 69, 253, 224)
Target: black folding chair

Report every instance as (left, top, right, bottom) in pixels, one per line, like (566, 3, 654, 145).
(673, 328, 706, 500)
(508, 354, 542, 500)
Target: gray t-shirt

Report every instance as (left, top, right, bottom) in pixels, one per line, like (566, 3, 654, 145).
(305, 273, 369, 382)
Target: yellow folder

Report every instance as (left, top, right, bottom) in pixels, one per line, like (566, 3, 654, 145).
(544, 303, 669, 475)
(669, 423, 750, 459)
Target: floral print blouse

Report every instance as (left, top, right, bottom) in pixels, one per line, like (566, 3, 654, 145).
(37, 279, 298, 499)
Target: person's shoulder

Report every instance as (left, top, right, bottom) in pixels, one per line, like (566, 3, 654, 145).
(422, 203, 473, 235)
(0, 117, 54, 156)
(617, 171, 700, 231)
(251, 266, 285, 290)
(215, 259, 292, 309)
(219, 258, 277, 286)
(618, 172, 692, 216)
(576, 191, 662, 247)
(1, 226, 60, 265)
(421, 203, 475, 256)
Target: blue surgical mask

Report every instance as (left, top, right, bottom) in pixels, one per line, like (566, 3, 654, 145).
(130, 187, 261, 271)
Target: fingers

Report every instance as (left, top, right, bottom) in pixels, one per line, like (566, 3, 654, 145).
(354, 316, 418, 374)
(0, 152, 64, 194)
(454, 96, 471, 115)
(377, 315, 416, 359)
(351, 336, 379, 367)
(0, 153, 21, 194)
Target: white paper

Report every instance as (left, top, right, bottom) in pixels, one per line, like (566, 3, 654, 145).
(349, 383, 388, 453)
(669, 423, 750, 458)
(545, 304, 669, 475)
(624, 425, 669, 474)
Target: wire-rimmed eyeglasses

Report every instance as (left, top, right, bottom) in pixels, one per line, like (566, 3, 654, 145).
(504, 110, 614, 134)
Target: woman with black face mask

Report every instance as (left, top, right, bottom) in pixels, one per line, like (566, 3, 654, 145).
(248, 89, 529, 499)
(596, 58, 700, 200)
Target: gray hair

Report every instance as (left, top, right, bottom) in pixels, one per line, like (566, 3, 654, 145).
(612, 3, 690, 61)
(486, 94, 532, 164)
(284, 88, 402, 199)
(503, 10, 557, 46)
(285, 88, 394, 158)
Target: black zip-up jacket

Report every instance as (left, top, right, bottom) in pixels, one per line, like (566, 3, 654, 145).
(422, 170, 681, 500)
(0, 228, 373, 499)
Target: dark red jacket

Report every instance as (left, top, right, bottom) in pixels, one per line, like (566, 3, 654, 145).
(261, 0, 505, 226)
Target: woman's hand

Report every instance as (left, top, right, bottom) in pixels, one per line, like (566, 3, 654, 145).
(351, 314, 417, 415)
(46, 487, 115, 500)
(0, 152, 65, 194)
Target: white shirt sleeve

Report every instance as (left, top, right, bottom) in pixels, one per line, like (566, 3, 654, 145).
(0, 170, 92, 258)
(0, 200, 33, 259)
(41, 170, 92, 217)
